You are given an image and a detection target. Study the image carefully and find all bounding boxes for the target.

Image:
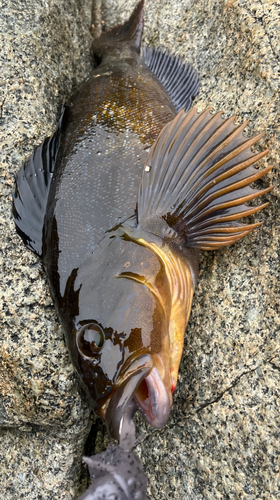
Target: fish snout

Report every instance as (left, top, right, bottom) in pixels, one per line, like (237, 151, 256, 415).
(105, 353, 172, 440)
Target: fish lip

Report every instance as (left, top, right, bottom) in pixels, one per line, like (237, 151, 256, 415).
(134, 366, 171, 429)
(105, 354, 171, 440)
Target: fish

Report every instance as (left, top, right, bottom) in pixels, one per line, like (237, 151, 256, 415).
(77, 417, 147, 500)
(12, 0, 272, 441)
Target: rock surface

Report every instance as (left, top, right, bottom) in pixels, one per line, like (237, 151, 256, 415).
(0, 1, 93, 498)
(0, 0, 279, 499)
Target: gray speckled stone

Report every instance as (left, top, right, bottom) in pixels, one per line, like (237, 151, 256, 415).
(140, 357, 280, 499)
(0, 0, 279, 499)
(0, 0, 93, 498)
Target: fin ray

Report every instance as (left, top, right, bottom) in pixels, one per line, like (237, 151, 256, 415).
(12, 106, 67, 256)
(141, 45, 200, 112)
(137, 108, 272, 249)
(192, 202, 269, 231)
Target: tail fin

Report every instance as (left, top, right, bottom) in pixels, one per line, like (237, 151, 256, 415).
(91, 0, 144, 59)
(137, 108, 273, 250)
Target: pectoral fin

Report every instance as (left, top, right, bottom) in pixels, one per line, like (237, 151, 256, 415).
(137, 107, 273, 250)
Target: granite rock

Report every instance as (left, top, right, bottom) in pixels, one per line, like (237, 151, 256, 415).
(0, 0, 279, 499)
(0, 0, 93, 498)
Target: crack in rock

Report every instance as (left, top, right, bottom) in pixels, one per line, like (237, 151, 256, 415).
(195, 365, 260, 413)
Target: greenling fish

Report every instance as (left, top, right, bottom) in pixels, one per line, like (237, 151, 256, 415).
(12, 0, 272, 440)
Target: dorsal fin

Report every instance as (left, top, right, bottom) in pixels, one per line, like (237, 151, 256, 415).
(137, 107, 273, 250)
(141, 44, 200, 112)
(12, 106, 67, 257)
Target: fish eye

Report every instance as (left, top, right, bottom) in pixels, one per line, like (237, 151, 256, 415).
(76, 323, 105, 358)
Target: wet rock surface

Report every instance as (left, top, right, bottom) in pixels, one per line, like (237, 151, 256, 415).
(0, 0, 279, 499)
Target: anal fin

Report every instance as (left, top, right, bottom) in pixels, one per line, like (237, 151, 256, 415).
(137, 107, 273, 250)
(12, 106, 67, 256)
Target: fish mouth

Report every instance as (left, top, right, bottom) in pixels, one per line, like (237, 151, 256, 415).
(105, 354, 172, 440)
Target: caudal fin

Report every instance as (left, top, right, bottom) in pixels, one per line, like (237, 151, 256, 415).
(92, 0, 144, 58)
(137, 108, 273, 250)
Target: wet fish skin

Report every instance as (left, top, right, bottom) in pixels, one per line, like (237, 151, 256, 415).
(12, 0, 272, 441)
(40, 2, 199, 433)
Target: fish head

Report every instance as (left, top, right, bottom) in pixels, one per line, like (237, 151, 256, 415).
(67, 230, 177, 439)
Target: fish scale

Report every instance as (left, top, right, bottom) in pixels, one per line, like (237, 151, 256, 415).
(43, 65, 177, 296)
